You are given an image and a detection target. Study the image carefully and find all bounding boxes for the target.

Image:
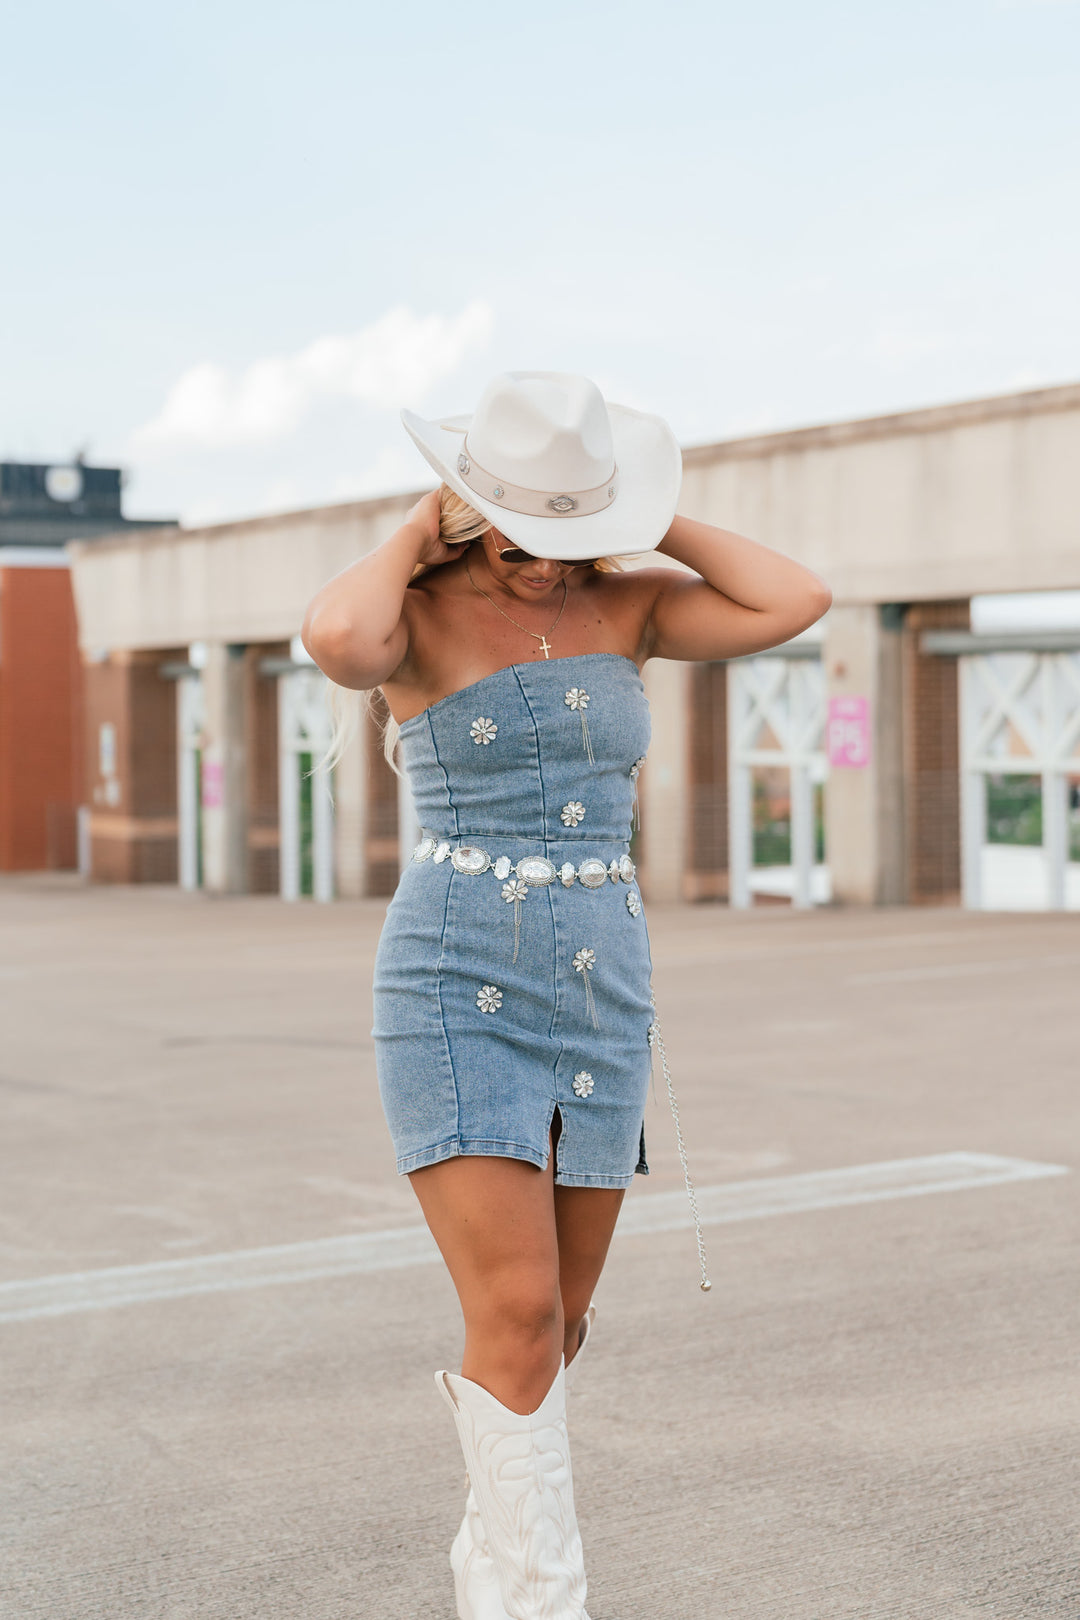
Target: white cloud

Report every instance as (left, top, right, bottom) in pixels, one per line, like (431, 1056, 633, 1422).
(132, 301, 494, 454)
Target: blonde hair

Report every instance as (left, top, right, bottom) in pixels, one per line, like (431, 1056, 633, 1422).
(318, 484, 621, 777)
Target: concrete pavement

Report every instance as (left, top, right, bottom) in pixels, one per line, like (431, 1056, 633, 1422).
(1, 876, 1078, 1618)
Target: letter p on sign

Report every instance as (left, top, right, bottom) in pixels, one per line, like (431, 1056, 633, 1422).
(827, 696, 871, 768)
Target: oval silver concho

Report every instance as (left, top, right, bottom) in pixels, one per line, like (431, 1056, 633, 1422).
(451, 846, 491, 875)
(577, 858, 609, 889)
(413, 836, 436, 863)
(516, 856, 557, 887)
(619, 855, 636, 883)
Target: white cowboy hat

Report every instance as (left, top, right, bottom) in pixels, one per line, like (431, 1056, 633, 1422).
(400, 370, 682, 560)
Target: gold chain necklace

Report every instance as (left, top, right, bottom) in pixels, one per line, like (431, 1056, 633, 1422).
(464, 557, 568, 659)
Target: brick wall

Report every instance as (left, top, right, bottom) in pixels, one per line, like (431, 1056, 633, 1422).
(365, 693, 402, 896)
(0, 565, 83, 871)
(685, 661, 729, 900)
(83, 649, 183, 883)
(245, 645, 288, 894)
(902, 600, 970, 904)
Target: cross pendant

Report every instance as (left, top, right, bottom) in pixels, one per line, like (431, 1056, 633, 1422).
(538, 636, 552, 658)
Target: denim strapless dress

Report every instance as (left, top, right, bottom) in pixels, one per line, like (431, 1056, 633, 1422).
(372, 653, 654, 1189)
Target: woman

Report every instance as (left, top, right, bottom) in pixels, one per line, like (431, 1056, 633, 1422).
(302, 371, 830, 1619)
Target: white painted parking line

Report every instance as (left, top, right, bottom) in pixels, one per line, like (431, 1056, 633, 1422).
(0, 1153, 1067, 1325)
(617, 1151, 1069, 1234)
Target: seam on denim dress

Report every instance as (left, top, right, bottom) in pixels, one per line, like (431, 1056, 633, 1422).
(424, 711, 459, 837)
(398, 1136, 550, 1176)
(511, 664, 550, 835)
(426, 720, 462, 1139)
(542, 881, 567, 1176)
(513, 667, 570, 1173)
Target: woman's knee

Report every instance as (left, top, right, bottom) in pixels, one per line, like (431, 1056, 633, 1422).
(470, 1263, 562, 1344)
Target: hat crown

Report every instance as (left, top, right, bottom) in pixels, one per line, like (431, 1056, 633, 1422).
(466, 372, 615, 492)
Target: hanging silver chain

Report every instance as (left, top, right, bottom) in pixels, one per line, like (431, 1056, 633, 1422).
(650, 1014, 712, 1292)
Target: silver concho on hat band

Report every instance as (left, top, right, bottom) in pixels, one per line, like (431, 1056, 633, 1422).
(454, 447, 619, 520)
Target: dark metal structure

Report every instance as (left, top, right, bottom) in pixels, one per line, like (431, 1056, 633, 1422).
(0, 461, 175, 548)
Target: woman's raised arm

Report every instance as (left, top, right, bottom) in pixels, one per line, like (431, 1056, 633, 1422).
(301, 490, 453, 690)
(643, 513, 832, 663)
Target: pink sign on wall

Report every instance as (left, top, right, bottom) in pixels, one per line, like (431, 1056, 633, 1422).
(827, 696, 871, 768)
(201, 760, 225, 808)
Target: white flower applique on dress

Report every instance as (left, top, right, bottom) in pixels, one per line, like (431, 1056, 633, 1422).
(470, 717, 498, 745)
(572, 1071, 594, 1098)
(560, 801, 586, 828)
(476, 985, 503, 1014)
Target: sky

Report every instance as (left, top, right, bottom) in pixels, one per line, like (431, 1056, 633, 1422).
(2, 0, 1079, 528)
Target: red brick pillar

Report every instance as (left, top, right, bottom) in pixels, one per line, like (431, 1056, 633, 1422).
(685, 661, 729, 901)
(364, 692, 401, 896)
(83, 649, 183, 882)
(901, 600, 970, 904)
(0, 563, 83, 871)
(245, 644, 288, 894)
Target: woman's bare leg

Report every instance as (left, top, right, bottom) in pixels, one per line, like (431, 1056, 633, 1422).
(408, 1127, 626, 1412)
(409, 1149, 564, 1414)
(552, 1106, 626, 1366)
(554, 1182, 623, 1365)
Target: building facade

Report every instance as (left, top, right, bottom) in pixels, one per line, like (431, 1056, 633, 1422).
(0, 462, 174, 872)
(66, 384, 1080, 909)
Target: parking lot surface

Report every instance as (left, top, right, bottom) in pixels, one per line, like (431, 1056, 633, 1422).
(2, 876, 1077, 1619)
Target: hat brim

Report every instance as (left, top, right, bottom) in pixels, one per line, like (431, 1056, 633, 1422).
(400, 402, 682, 560)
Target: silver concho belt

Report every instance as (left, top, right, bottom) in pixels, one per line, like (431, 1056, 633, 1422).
(412, 836, 635, 889)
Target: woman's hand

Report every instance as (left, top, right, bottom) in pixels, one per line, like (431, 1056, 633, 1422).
(302, 494, 456, 689)
(405, 490, 476, 570)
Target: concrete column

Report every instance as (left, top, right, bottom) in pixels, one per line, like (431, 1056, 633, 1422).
(200, 641, 248, 894)
(641, 658, 689, 902)
(333, 697, 369, 899)
(823, 605, 906, 906)
(397, 766, 420, 870)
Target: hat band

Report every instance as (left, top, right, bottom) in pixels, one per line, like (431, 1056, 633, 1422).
(455, 446, 619, 518)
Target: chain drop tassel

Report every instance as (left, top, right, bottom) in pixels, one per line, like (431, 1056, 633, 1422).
(512, 896, 522, 964)
(649, 1013, 712, 1292)
(583, 972, 598, 1030)
(579, 709, 595, 766)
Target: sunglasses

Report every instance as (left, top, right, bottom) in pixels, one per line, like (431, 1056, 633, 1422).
(492, 539, 602, 569)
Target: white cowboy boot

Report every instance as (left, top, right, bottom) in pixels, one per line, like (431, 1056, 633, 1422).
(449, 1307, 596, 1620)
(437, 1359, 591, 1620)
